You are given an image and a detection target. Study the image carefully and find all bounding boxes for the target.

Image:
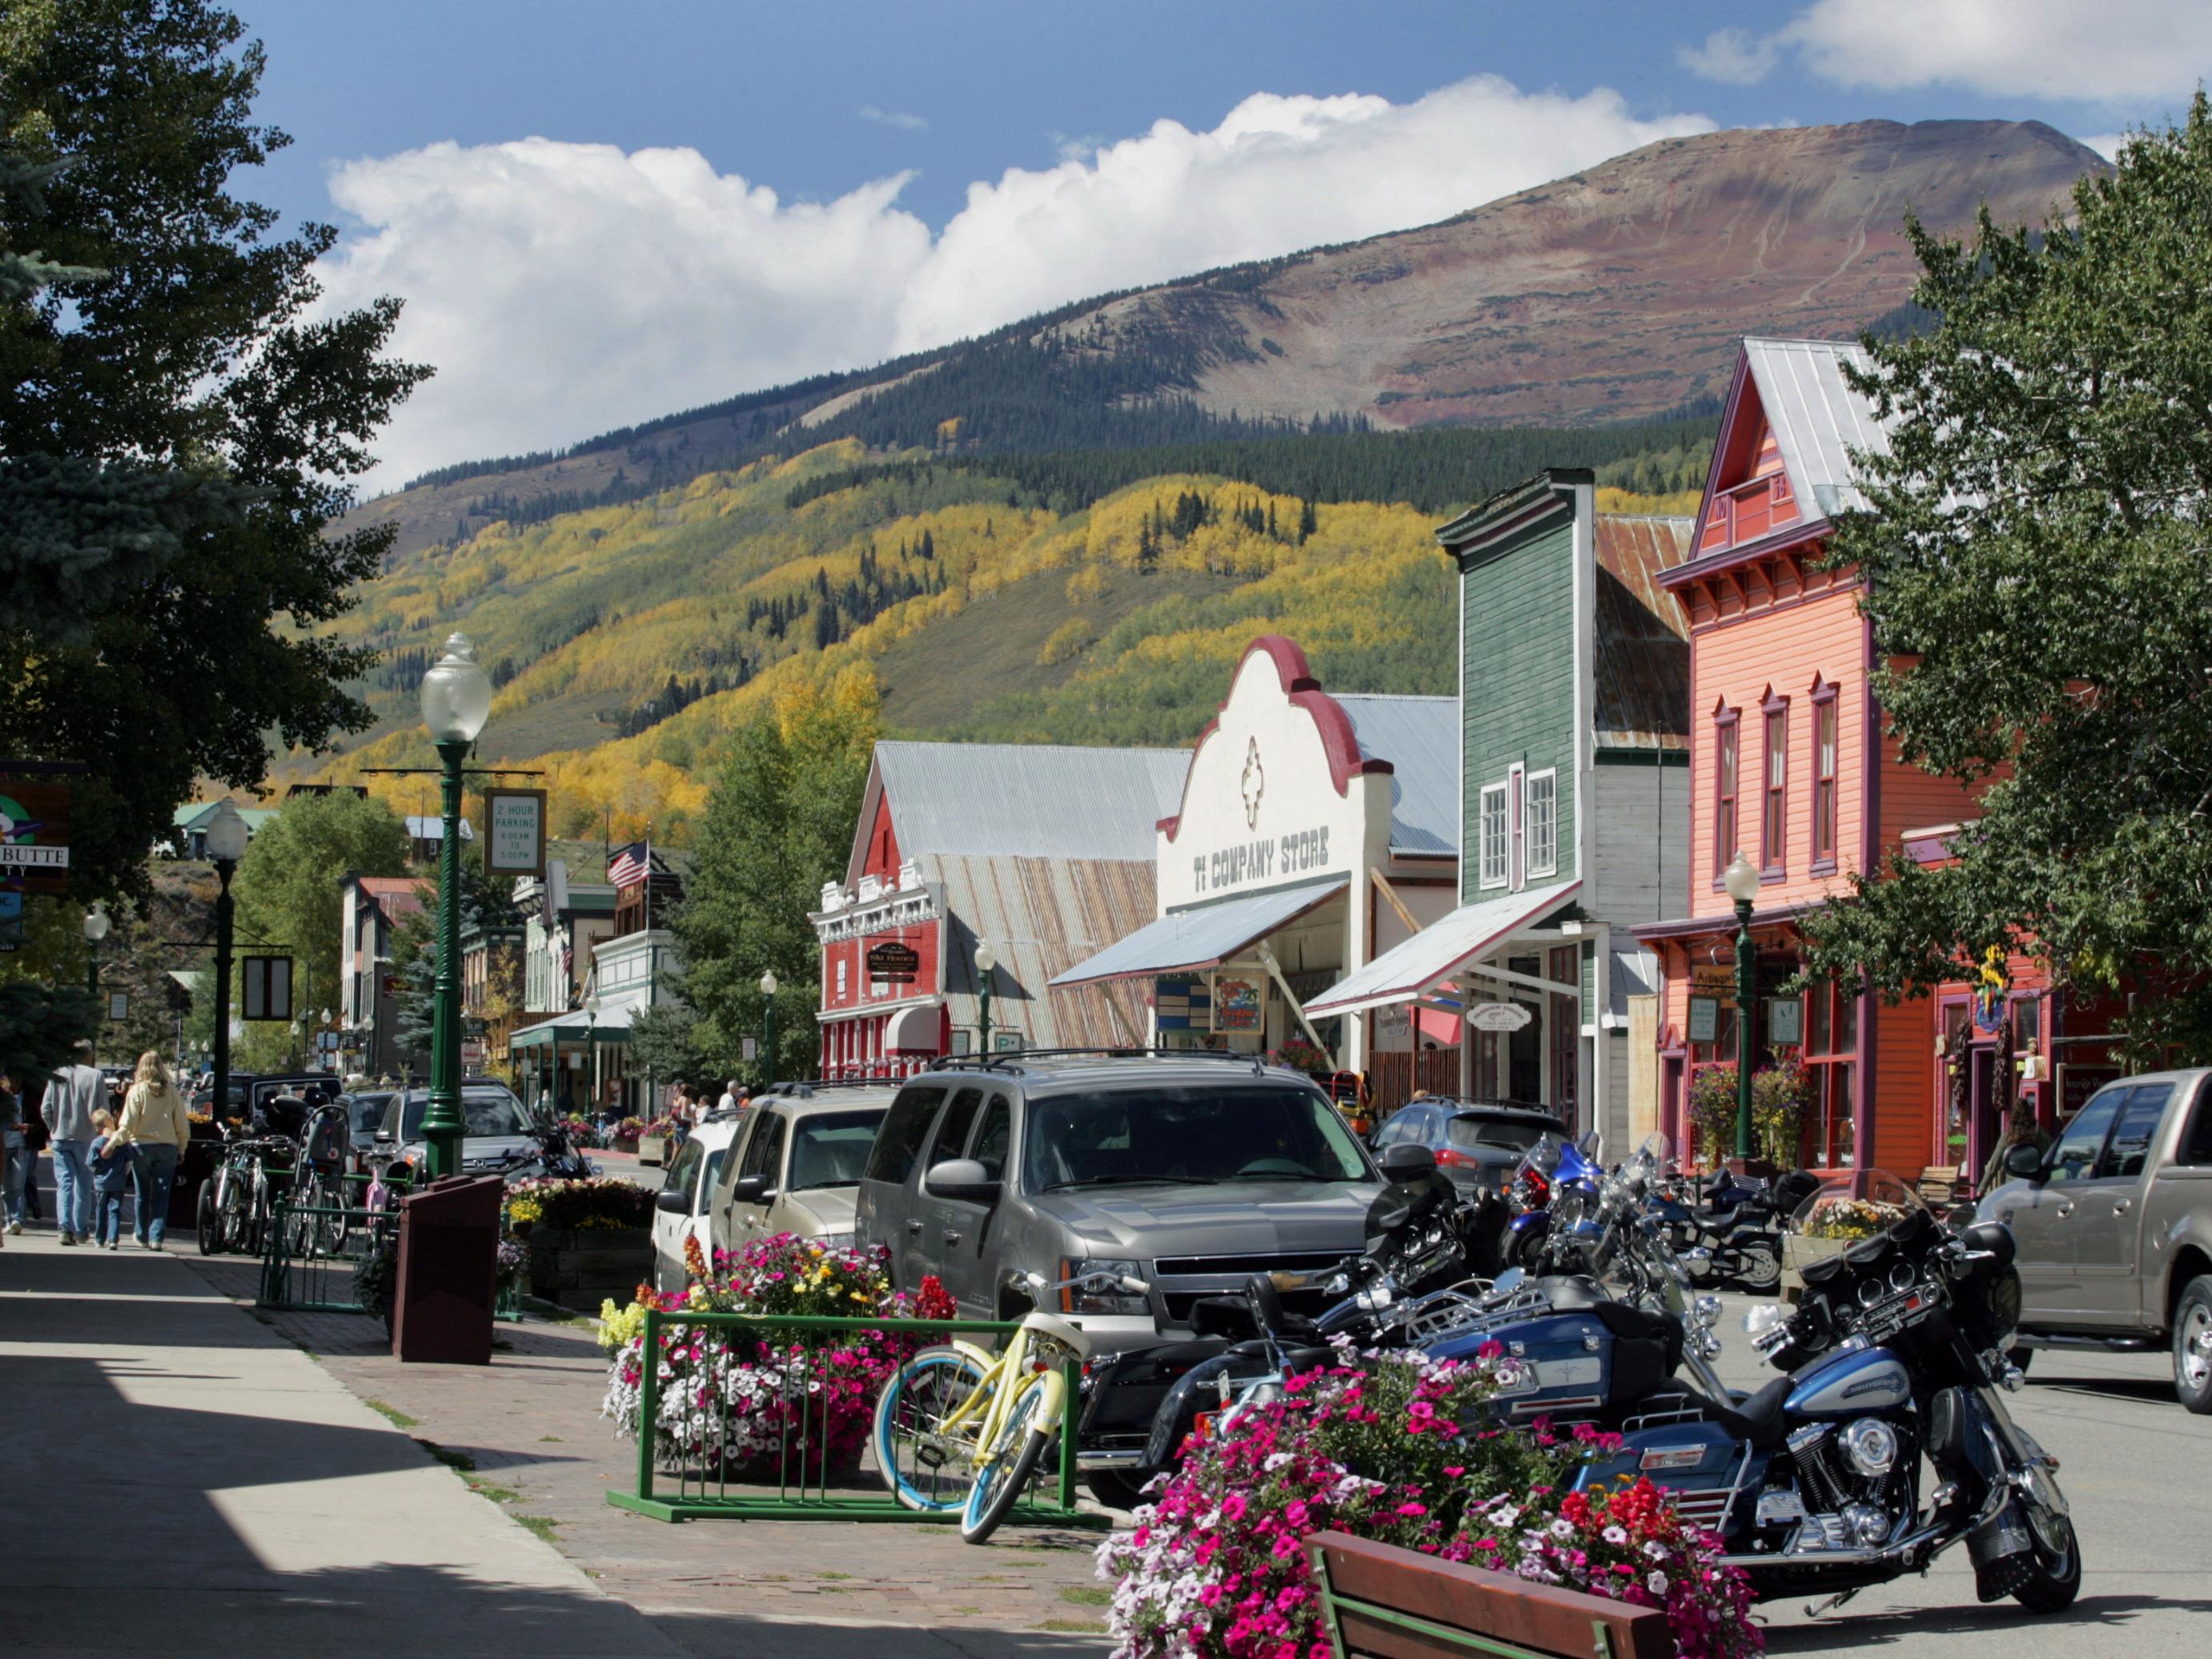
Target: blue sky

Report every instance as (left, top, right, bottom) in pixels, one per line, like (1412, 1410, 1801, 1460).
(241, 0, 2199, 481)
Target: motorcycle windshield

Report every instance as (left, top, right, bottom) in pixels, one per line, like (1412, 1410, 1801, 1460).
(1788, 1171, 1928, 1239)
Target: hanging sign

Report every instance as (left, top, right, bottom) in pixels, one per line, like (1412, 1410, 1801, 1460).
(106, 991, 130, 1022)
(865, 941, 921, 983)
(1213, 977, 1263, 1032)
(484, 789, 548, 878)
(241, 955, 294, 1022)
(1467, 1002, 1534, 1033)
(1686, 996, 1720, 1044)
(0, 783, 71, 895)
(1766, 996, 1804, 1046)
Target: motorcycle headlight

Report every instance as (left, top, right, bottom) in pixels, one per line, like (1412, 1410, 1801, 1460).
(1063, 1257, 1148, 1316)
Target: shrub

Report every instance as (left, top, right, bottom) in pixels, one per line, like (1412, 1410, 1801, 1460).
(505, 1175, 655, 1231)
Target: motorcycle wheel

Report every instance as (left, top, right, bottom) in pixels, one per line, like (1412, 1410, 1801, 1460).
(2011, 1510, 2082, 1613)
(1732, 1238, 1782, 1294)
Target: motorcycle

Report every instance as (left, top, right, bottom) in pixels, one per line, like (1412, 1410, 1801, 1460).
(1646, 1166, 1820, 1293)
(1577, 1158, 2079, 1615)
(1503, 1130, 1608, 1273)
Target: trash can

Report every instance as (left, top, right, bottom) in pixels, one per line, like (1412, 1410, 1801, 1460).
(391, 1175, 504, 1364)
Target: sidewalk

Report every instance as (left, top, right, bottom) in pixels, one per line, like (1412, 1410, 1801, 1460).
(0, 1228, 1109, 1657)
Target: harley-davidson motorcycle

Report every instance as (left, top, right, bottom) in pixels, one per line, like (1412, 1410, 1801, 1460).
(1574, 1149, 2080, 1614)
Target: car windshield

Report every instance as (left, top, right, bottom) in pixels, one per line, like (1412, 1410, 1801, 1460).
(1025, 1085, 1371, 1191)
(400, 1091, 530, 1140)
(789, 1110, 887, 1191)
(1445, 1115, 1560, 1155)
(347, 1093, 395, 1135)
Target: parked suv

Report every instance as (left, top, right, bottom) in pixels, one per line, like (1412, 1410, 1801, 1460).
(1372, 1098, 1564, 1272)
(853, 1051, 1385, 1352)
(1977, 1067, 2212, 1411)
(709, 1080, 900, 1259)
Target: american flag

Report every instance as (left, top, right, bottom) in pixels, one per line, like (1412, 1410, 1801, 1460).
(607, 840, 651, 890)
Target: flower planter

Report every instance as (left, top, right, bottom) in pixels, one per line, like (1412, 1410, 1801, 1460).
(528, 1225, 652, 1310)
(612, 1135, 639, 1155)
(636, 1135, 668, 1167)
(1780, 1233, 1852, 1302)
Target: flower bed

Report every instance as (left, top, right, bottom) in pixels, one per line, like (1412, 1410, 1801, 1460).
(1098, 1348, 1758, 1659)
(504, 1175, 656, 1231)
(599, 1234, 956, 1476)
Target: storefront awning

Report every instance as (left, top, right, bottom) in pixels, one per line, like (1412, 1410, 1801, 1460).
(508, 997, 642, 1050)
(1049, 876, 1349, 990)
(1304, 879, 1581, 1018)
(884, 1001, 943, 1053)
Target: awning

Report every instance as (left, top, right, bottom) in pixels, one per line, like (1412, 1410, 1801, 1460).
(1049, 876, 1349, 990)
(884, 1001, 943, 1053)
(1304, 879, 1582, 1018)
(507, 997, 643, 1050)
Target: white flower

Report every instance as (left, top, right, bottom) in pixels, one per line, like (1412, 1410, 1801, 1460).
(1492, 1504, 1520, 1528)
(1550, 1519, 1575, 1540)
(1644, 1540, 1669, 1561)
(1602, 1524, 1628, 1545)
(1646, 1570, 1669, 1596)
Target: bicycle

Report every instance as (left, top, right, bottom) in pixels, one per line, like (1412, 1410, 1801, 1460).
(871, 1267, 1150, 1543)
(195, 1130, 292, 1256)
(284, 1103, 354, 1258)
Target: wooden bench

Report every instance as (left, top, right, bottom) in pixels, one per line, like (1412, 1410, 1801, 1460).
(1306, 1532, 1675, 1659)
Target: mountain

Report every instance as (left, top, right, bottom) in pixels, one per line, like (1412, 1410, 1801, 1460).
(347, 118, 2103, 561)
(305, 118, 2108, 840)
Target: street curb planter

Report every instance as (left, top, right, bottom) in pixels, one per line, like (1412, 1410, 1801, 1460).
(612, 1135, 640, 1154)
(636, 1134, 668, 1167)
(528, 1225, 652, 1308)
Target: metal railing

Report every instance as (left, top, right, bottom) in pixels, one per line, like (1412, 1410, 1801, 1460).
(255, 1185, 395, 1314)
(604, 1305, 1103, 1526)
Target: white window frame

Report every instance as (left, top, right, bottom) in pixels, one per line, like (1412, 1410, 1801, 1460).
(1478, 782, 1509, 890)
(1508, 763, 1527, 892)
(1525, 769, 1558, 879)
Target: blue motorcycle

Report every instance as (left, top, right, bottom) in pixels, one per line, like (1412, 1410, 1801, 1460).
(1503, 1130, 1607, 1273)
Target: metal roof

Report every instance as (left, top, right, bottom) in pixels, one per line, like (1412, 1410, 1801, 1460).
(1304, 879, 1582, 1017)
(1742, 338, 1892, 520)
(869, 741, 1188, 866)
(1335, 695, 1459, 854)
(1592, 516, 1693, 750)
(1050, 876, 1350, 988)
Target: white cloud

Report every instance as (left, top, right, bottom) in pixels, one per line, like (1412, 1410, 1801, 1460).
(1676, 26, 1781, 86)
(317, 78, 1712, 483)
(1781, 0, 2212, 101)
(857, 105, 927, 132)
(2075, 132, 2132, 162)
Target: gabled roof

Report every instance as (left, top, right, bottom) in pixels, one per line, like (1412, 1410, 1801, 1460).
(858, 741, 1188, 876)
(1740, 337, 1891, 521)
(1335, 694, 1458, 855)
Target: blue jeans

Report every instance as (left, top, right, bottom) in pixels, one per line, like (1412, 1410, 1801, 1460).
(94, 1191, 126, 1247)
(2, 1134, 25, 1226)
(50, 1140, 92, 1239)
(131, 1143, 179, 1245)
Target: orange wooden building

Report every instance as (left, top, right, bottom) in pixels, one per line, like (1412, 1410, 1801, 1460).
(1635, 339, 2124, 1187)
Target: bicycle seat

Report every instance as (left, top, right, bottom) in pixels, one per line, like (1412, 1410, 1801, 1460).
(1019, 1309, 1095, 1359)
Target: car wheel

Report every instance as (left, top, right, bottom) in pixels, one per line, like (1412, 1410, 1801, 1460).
(1086, 1469, 1154, 1512)
(2174, 1274, 2212, 1415)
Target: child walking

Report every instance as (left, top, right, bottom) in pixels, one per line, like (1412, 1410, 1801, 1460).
(89, 1108, 134, 1250)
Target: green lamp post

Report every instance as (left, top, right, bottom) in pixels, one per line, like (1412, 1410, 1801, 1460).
(418, 632, 492, 1180)
(759, 969, 779, 1090)
(1721, 853, 1763, 1163)
(974, 940, 997, 1054)
(204, 801, 251, 1126)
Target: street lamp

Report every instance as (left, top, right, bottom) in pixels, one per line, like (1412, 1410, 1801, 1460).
(83, 902, 109, 999)
(759, 969, 779, 1089)
(582, 990, 600, 1119)
(204, 801, 251, 1127)
(1721, 852, 1764, 1163)
(419, 631, 492, 1179)
(974, 941, 998, 1054)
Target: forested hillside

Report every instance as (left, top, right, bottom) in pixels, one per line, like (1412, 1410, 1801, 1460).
(299, 421, 1706, 841)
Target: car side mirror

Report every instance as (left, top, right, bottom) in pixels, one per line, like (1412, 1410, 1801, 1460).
(653, 1187, 688, 1215)
(924, 1158, 1001, 1205)
(1378, 1142, 1437, 1180)
(2004, 1142, 2047, 1183)
(730, 1173, 771, 1204)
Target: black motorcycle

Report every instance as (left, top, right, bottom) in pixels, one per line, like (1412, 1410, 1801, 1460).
(1647, 1167, 1819, 1293)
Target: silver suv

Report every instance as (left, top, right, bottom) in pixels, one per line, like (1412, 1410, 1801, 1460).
(853, 1050, 1384, 1352)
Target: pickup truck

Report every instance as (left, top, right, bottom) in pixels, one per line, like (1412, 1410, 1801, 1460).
(1977, 1066, 2212, 1412)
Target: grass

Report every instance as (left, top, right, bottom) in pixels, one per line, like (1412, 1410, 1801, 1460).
(466, 1477, 521, 1504)
(1058, 1586, 1112, 1606)
(817, 1571, 853, 1581)
(363, 1399, 420, 1429)
(423, 1444, 476, 1472)
(538, 1435, 564, 1443)
(514, 1515, 561, 1544)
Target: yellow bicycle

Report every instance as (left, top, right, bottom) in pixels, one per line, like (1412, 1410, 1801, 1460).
(872, 1267, 1150, 1541)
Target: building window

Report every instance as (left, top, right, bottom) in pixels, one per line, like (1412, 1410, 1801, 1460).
(1801, 978, 1858, 1168)
(835, 959, 847, 998)
(1479, 783, 1508, 889)
(1713, 709, 1740, 877)
(1760, 702, 1788, 874)
(1525, 770, 1558, 878)
(1811, 686, 1839, 869)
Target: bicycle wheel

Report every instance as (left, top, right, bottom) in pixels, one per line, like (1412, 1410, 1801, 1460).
(218, 1169, 249, 1255)
(195, 1181, 221, 1255)
(960, 1370, 1057, 1545)
(873, 1346, 990, 1512)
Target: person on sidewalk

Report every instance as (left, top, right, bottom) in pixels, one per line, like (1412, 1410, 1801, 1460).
(117, 1050, 190, 1251)
(88, 1108, 134, 1251)
(0, 1070, 26, 1239)
(41, 1040, 102, 1244)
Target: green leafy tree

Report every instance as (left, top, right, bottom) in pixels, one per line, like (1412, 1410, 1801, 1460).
(231, 792, 412, 1027)
(0, 981, 98, 1086)
(1802, 101, 2212, 1062)
(627, 985, 705, 1103)
(0, 1, 429, 897)
(675, 672, 879, 1085)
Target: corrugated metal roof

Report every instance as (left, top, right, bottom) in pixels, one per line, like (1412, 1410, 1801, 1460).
(1306, 879, 1582, 1017)
(873, 741, 1188, 864)
(1335, 694, 1459, 854)
(929, 851, 1160, 1050)
(1050, 876, 1349, 987)
(1593, 516, 1693, 750)
(1743, 338, 1892, 519)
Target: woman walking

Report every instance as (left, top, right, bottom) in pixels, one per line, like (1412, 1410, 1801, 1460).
(0, 1071, 24, 1243)
(116, 1050, 191, 1251)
